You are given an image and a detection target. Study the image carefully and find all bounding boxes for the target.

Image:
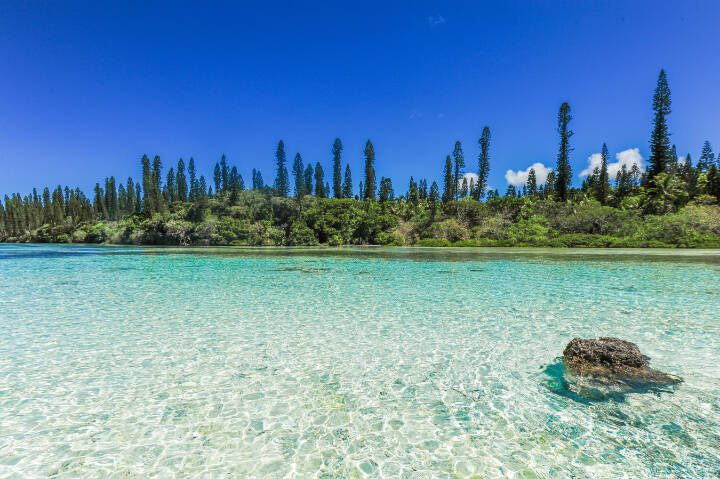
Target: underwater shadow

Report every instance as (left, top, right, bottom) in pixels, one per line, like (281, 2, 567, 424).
(542, 359, 680, 404)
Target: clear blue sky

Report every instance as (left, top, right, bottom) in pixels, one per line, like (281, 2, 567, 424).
(1, 1, 719, 195)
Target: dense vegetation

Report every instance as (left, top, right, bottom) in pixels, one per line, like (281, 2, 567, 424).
(2, 70, 720, 247)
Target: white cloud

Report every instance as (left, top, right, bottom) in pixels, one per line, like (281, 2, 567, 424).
(505, 162, 552, 187)
(579, 147, 645, 178)
(459, 172, 478, 189)
(427, 15, 446, 26)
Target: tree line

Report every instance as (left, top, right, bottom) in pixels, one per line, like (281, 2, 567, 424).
(1, 69, 718, 244)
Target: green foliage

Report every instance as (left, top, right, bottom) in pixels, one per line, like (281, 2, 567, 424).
(363, 140, 376, 200)
(288, 221, 318, 246)
(648, 69, 672, 179)
(476, 126, 491, 200)
(2, 69, 718, 249)
(274, 140, 290, 197)
(555, 102, 573, 201)
(332, 138, 343, 199)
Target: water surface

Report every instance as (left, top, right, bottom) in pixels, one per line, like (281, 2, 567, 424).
(1, 244, 719, 477)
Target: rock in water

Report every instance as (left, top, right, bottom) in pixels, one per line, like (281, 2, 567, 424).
(563, 337, 682, 386)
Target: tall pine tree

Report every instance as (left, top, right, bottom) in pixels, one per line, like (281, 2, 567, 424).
(442, 155, 453, 204)
(213, 162, 222, 195)
(314, 162, 325, 198)
(141, 155, 152, 214)
(303, 163, 314, 196)
(219, 155, 229, 192)
(648, 69, 672, 179)
(476, 126, 491, 200)
(698, 140, 715, 172)
(342, 164, 353, 199)
(555, 102, 573, 201)
(526, 168, 537, 197)
(452, 141, 464, 200)
(332, 138, 343, 198)
(188, 158, 198, 201)
(176, 158, 188, 202)
(595, 143, 610, 204)
(274, 140, 290, 197)
(293, 153, 305, 197)
(363, 140, 376, 200)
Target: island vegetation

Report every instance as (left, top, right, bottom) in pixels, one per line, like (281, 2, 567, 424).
(2, 70, 719, 247)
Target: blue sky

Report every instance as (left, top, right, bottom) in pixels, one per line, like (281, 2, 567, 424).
(1, 1, 719, 195)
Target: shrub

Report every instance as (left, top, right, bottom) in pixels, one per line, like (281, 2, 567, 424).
(423, 219, 468, 242)
(288, 221, 318, 246)
(416, 238, 451, 247)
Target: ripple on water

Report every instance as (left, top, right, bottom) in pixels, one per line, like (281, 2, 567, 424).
(0, 244, 719, 477)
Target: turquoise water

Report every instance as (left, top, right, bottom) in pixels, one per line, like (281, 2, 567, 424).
(1, 244, 719, 478)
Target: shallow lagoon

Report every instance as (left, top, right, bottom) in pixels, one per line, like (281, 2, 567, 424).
(1, 244, 719, 477)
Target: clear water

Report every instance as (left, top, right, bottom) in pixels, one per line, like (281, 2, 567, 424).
(1, 244, 719, 478)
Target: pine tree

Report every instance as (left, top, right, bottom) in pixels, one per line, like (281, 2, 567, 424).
(555, 102, 573, 201)
(505, 184, 517, 197)
(274, 140, 290, 197)
(188, 157, 198, 201)
(213, 162, 222, 195)
(460, 177, 468, 198)
(408, 177, 419, 205)
(378, 177, 394, 202)
(165, 168, 176, 204)
(342, 164, 353, 199)
(615, 164, 629, 201)
(117, 184, 127, 216)
(176, 158, 188, 202)
(648, 69, 672, 179)
(141, 154, 153, 214)
(669, 144, 679, 173)
(595, 143, 610, 204)
(418, 179, 428, 200)
(332, 138, 343, 198)
(199, 176, 208, 198)
(93, 183, 107, 219)
(629, 164, 641, 193)
(314, 162, 325, 198)
(304, 163, 314, 196)
(706, 164, 720, 200)
(107, 176, 118, 220)
(428, 181, 440, 213)
(442, 155, 453, 204)
(41, 187, 52, 224)
(544, 171, 556, 197)
(252, 169, 264, 189)
(229, 166, 241, 203)
(52, 186, 64, 224)
(476, 126, 491, 200)
(293, 153, 305, 197)
(135, 184, 141, 213)
(220, 154, 229, 192)
(363, 140, 376, 200)
(452, 141, 464, 200)
(698, 140, 715, 172)
(123, 180, 133, 216)
(527, 168, 537, 197)
(151, 155, 165, 212)
(678, 153, 697, 195)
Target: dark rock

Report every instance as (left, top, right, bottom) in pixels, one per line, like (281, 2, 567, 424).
(562, 337, 682, 386)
